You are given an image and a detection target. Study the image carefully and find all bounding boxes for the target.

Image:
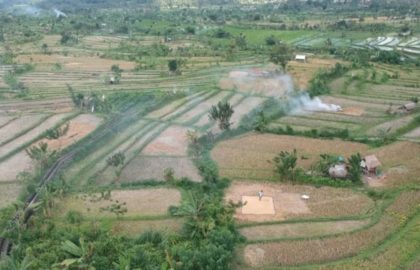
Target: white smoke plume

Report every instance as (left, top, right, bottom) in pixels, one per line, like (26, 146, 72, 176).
(288, 93, 342, 114)
(53, 8, 67, 18)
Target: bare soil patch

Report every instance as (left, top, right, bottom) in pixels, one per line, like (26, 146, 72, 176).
(142, 126, 189, 156)
(366, 114, 414, 136)
(212, 133, 368, 180)
(0, 151, 32, 182)
(0, 182, 21, 208)
(340, 107, 364, 116)
(37, 114, 102, 150)
(16, 54, 135, 72)
(225, 181, 373, 223)
(240, 219, 370, 241)
(56, 188, 181, 218)
(121, 156, 201, 182)
(219, 68, 289, 97)
(0, 113, 72, 159)
(403, 127, 420, 138)
(0, 114, 46, 145)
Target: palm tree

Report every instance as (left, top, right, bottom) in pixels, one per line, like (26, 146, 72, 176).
(209, 102, 234, 130)
(55, 238, 95, 270)
(2, 255, 33, 270)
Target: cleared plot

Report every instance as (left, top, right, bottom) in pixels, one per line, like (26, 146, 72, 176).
(274, 115, 361, 131)
(288, 58, 342, 89)
(0, 113, 73, 159)
(37, 114, 102, 150)
(121, 156, 201, 182)
(0, 152, 32, 182)
(111, 218, 184, 236)
(219, 70, 290, 97)
(239, 190, 420, 268)
(16, 54, 136, 72)
(0, 182, 21, 208)
(230, 97, 267, 128)
(55, 188, 181, 218)
(403, 127, 420, 141)
(65, 119, 152, 182)
(366, 114, 416, 136)
(173, 91, 232, 125)
(225, 182, 374, 223)
(212, 133, 368, 181)
(0, 98, 73, 113)
(80, 35, 127, 49)
(0, 114, 47, 145)
(146, 91, 205, 119)
(142, 126, 189, 156)
(0, 114, 17, 127)
(367, 142, 420, 187)
(240, 219, 370, 241)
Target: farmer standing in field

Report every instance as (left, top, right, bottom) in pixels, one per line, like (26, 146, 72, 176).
(258, 190, 264, 201)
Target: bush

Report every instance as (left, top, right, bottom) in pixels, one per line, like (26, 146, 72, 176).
(65, 210, 84, 224)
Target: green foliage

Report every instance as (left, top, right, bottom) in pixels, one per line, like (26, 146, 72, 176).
(308, 63, 349, 97)
(269, 43, 292, 70)
(265, 34, 279, 46)
(106, 152, 125, 168)
(65, 210, 84, 224)
(168, 59, 179, 72)
(209, 101, 234, 130)
(311, 154, 341, 177)
(348, 153, 362, 183)
(273, 149, 299, 181)
(45, 123, 69, 140)
(25, 142, 57, 170)
(164, 167, 175, 182)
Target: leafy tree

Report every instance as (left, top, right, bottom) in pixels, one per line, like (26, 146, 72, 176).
(254, 111, 268, 132)
(41, 43, 48, 54)
(111, 64, 123, 84)
(265, 35, 279, 46)
(273, 149, 299, 181)
(45, 123, 69, 140)
(168, 59, 186, 74)
(56, 238, 95, 269)
(209, 101, 234, 130)
(348, 153, 362, 183)
(269, 43, 292, 70)
(106, 152, 125, 182)
(25, 142, 57, 170)
(311, 154, 340, 176)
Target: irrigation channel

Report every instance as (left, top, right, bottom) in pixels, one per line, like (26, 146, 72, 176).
(0, 99, 148, 259)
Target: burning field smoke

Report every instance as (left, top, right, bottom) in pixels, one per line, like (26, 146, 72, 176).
(288, 93, 342, 114)
(223, 69, 342, 114)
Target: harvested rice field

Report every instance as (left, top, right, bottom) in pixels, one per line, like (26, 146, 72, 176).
(240, 219, 370, 241)
(225, 181, 374, 223)
(121, 156, 201, 182)
(236, 190, 420, 268)
(55, 188, 181, 218)
(212, 133, 369, 181)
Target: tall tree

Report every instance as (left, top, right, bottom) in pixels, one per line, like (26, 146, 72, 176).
(269, 43, 293, 70)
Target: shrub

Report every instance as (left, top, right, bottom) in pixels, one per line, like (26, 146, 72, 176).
(65, 210, 84, 224)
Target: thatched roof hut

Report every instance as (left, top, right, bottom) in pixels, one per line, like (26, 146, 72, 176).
(398, 102, 416, 112)
(363, 155, 381, 174)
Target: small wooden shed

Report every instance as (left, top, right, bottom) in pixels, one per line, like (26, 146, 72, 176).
(295, 54, 307, 63)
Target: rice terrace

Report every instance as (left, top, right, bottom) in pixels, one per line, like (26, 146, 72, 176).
(0, 0, 419, 269)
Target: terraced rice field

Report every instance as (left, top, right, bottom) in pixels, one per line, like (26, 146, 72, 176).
(212, 133, 369, 181)
(55, 188, 181, 218)
(225, 181, 375, 223)
(235, 190, 420, 268)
